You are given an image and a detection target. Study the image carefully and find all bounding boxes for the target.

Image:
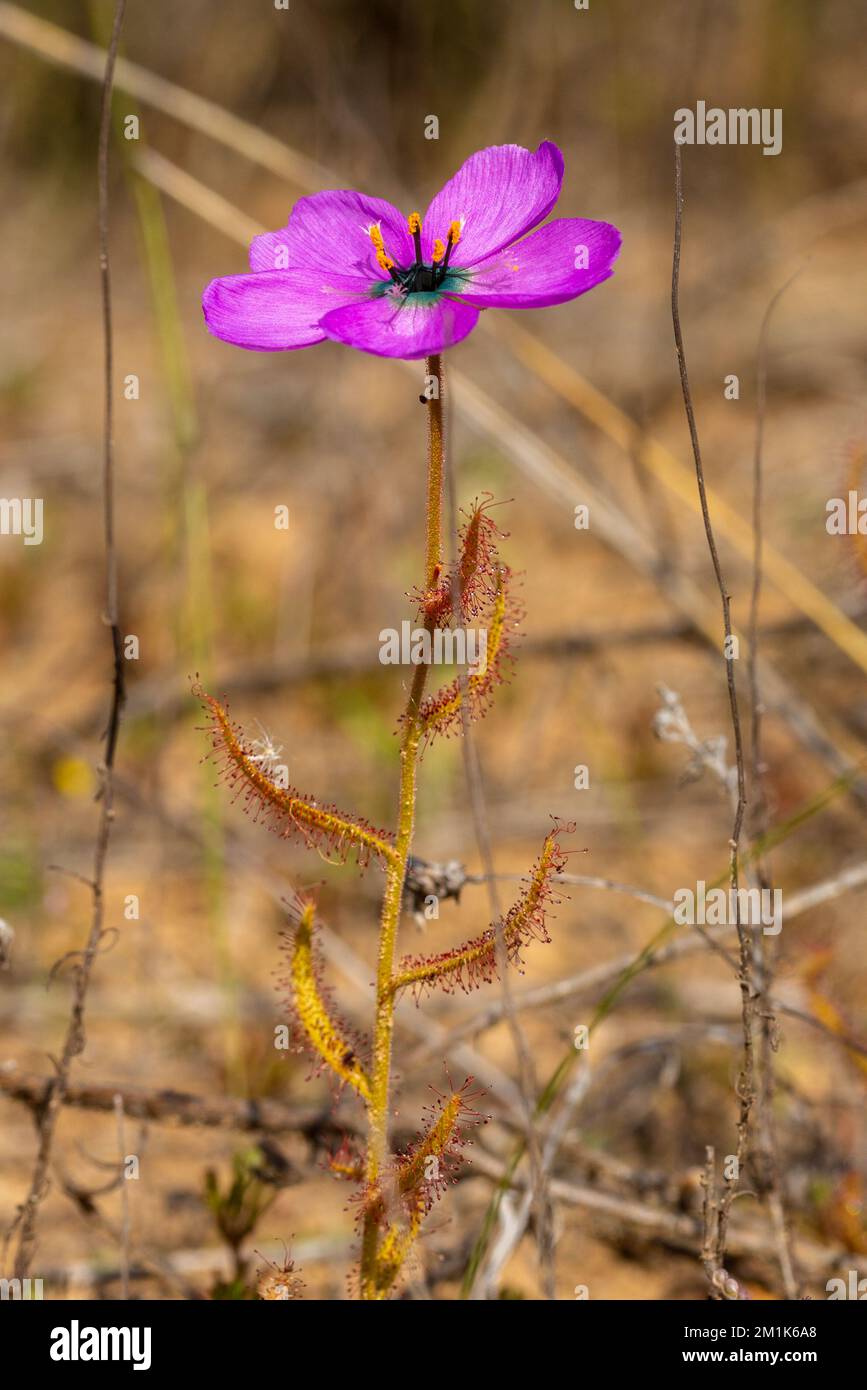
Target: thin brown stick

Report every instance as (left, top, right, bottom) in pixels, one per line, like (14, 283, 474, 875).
(6, 0, 127, 1279)
(700, 1146, 720, 1288)
(672, 143, 753, 1280)
(672, 147, 748, 876)
(0, 1068, 356, 1141)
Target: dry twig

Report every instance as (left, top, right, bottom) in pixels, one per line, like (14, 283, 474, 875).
(6, 0, 128, 1279)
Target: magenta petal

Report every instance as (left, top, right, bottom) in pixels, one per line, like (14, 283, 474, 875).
(203, 269, 368, 351)
(249, 189, 413, 279)
(422, 142, 564, 268)
(459, 218, 622, 309)
(318, 293, 479, 360)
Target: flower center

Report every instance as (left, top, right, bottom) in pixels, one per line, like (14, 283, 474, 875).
(368, 214, 465, 297)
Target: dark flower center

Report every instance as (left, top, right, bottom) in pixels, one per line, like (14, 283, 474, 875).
(369, 214, 465, 298)
(397, 262, 444, 294)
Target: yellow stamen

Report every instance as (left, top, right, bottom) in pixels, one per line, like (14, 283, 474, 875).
(447, 219, 462, 246)
(368, 223, 385, 252)
(407, 211, 422, 234)
(376, 248, 395, 273)
(431, 238, 446, 264)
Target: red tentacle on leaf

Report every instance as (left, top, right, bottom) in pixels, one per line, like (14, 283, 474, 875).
(413, 564, 523, 744)
(390, 822, 574, 999)
(412, 493, 510, 630)
(196, 686, 396, 870)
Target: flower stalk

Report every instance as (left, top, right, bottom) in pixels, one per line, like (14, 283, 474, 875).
(360, 353, 445, 1297)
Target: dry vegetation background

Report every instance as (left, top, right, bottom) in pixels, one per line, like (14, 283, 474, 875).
(1, 0, 867, 1300)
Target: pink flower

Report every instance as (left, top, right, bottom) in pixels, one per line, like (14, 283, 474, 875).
(203, 142, 621, 360)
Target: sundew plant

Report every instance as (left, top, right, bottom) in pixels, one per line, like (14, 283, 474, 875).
(198, 142, 621, 1299)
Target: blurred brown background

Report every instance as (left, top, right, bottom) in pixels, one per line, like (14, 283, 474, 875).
(1, 0, 866, 1299)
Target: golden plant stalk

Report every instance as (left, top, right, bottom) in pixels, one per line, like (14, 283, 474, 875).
(198, 354, 566, 1297)
(360, 353, 446, 1298)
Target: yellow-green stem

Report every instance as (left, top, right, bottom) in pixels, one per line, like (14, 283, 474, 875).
(424, 355, 445, 590)
(360, 354, 444, 1297)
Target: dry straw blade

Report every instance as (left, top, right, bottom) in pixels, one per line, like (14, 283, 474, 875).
(0, 2, 336, 190)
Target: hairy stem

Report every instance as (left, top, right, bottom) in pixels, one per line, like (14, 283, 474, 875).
(424, 355, 445, 591)
(360, 354, 445, 1297)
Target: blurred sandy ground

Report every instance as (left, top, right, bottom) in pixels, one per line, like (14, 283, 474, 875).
(0, 0, 866, 1297)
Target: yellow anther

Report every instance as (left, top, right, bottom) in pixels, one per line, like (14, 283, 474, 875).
(375, 248, 395, 273)
(431, 238, 446, 264)
(368, 223, 385, 252)
(447, 219, 462, 245)
(407, 211, 422, 234)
